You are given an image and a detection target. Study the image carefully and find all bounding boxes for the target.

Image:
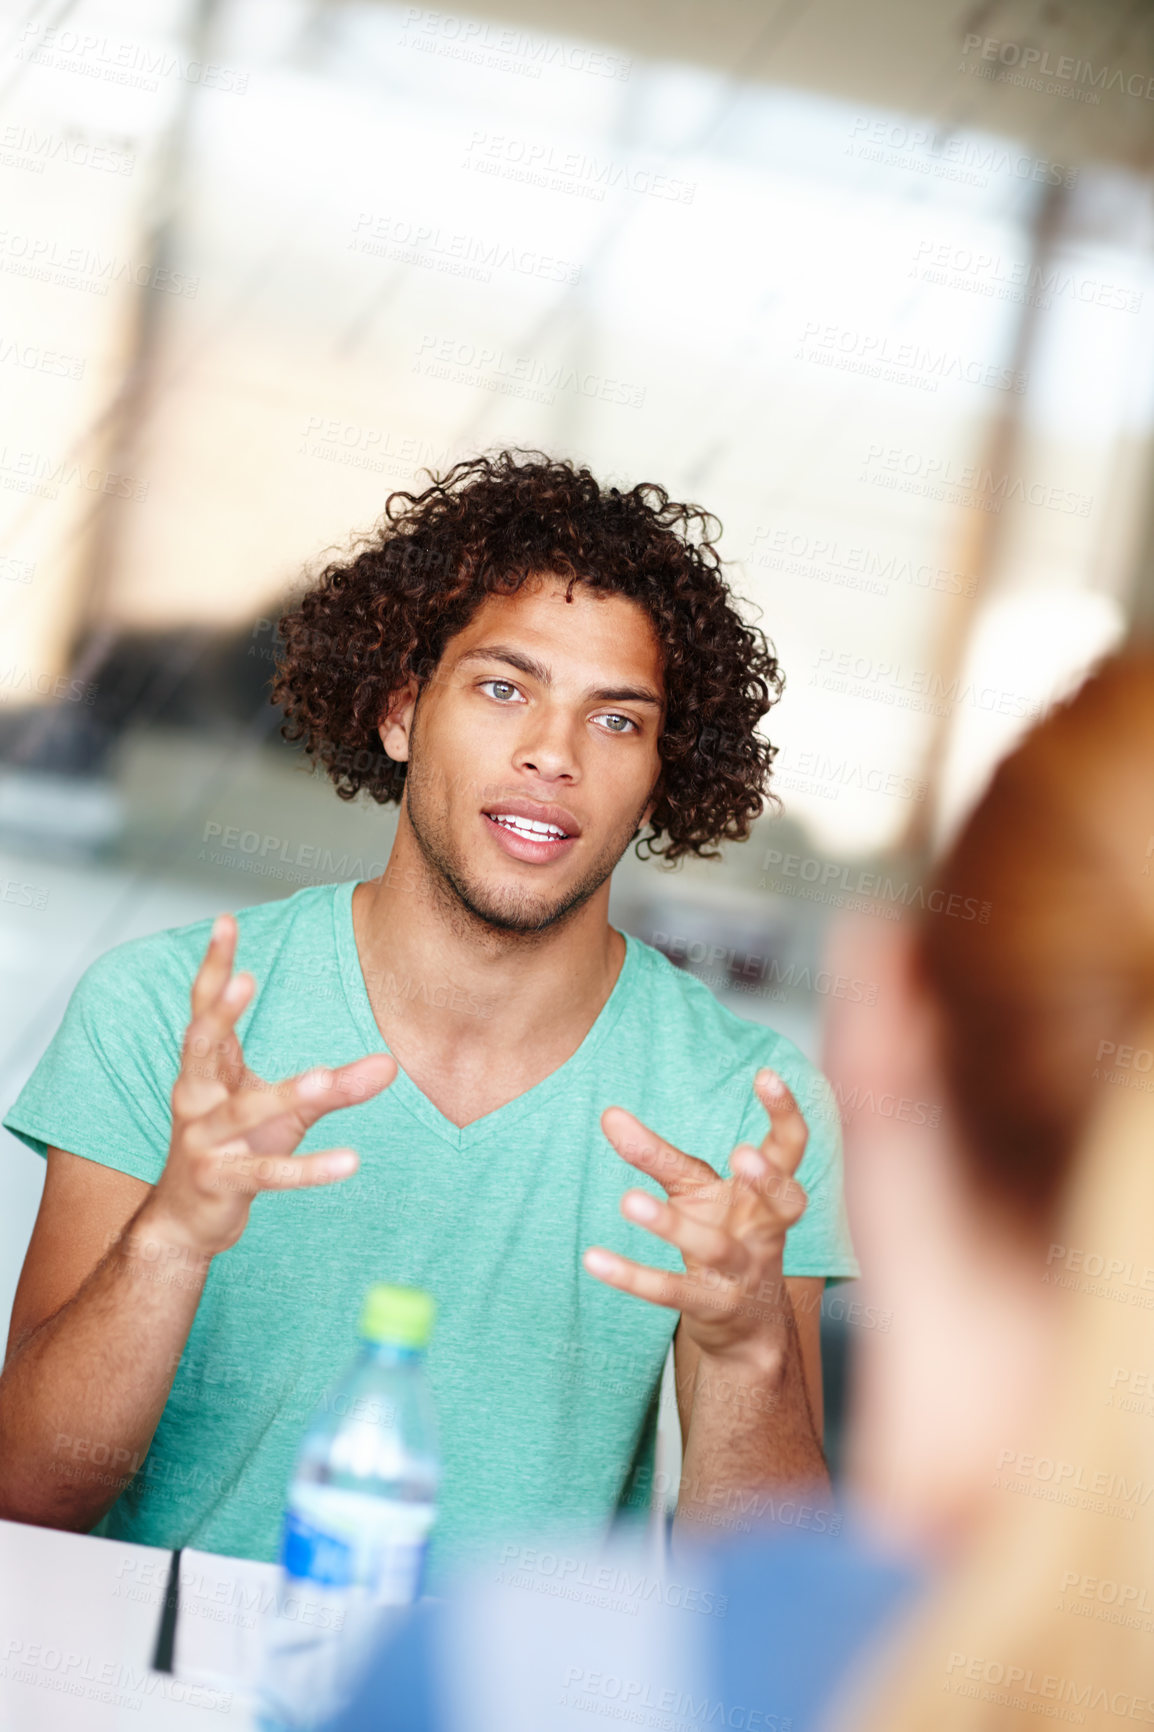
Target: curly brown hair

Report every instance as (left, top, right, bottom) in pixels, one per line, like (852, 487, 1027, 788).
(272, 451, 783, 861)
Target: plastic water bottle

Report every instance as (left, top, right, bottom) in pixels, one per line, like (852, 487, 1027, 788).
(257, 1284, 439, 1731)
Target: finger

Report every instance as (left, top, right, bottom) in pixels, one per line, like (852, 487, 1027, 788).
(189, 1054, 398, 1153)
(290, 1053, 398, 1124)
(185, 971, 254, 1064)
(600, 1107, 720, 1199)
(176, 972, 255, 1111)
(728, 1145, 808, 1228)
(582, 1246, 711, 1312)
(620, 1189, 750, 1277)
(190, 914, 237, 1020)
(186, 1081, 317, 1152)
(752, 1069, 809, 1177)
(208, 1146, 360, 1197)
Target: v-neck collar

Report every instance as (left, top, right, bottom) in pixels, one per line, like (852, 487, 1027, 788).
(331, 879, 638, 1153)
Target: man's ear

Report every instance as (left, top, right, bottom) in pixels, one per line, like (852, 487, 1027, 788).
(378, 677, 420, 763)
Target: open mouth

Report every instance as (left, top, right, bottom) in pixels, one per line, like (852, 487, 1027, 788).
(480, 803, 580, 862)
(485, 812, 572, 843)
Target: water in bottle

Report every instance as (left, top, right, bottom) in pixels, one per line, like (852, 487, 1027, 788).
(257, 1283, 439, 1730)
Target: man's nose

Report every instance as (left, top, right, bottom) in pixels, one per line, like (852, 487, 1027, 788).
(514, 711, 579, 781)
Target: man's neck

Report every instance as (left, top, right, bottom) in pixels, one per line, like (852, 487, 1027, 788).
(349, 821, 625, 1127)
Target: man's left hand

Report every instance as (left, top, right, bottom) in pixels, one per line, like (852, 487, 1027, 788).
(583, 1068, 809, 1370)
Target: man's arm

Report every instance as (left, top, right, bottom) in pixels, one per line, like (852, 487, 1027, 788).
(583, 1069, 835, 1543)
(0, 914, 395, 1532)
(672, 1276, 830, 1537)
(0, 1149, 213, 1528)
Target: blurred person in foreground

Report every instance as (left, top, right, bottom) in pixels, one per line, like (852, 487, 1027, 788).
(326, 651, 1154, 1731)
(822, 647, 1154, 1730)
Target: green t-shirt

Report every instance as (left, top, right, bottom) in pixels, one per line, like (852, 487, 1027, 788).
(4, 880, 856, 1584)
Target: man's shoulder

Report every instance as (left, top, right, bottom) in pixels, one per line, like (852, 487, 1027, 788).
(78, 882, 341, 1007)
(1, 884, 349, 1171)
(623, 933, 821, 1081)
(613, 937, 844, 1196)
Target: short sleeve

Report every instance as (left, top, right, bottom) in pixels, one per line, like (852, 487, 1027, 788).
(2, 933, 191, 1184)
(733, 1034, 859, 1283)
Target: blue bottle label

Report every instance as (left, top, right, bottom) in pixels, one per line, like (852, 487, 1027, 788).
(280, 1510, 354, 1586)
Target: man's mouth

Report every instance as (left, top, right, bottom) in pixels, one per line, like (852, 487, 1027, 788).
(480, 802, 580, 862)
(486, 813, 572, 842)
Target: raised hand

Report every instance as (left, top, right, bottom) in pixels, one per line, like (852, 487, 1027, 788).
(582, 1069, 809, 1367)
(143, 913, 397, 1258)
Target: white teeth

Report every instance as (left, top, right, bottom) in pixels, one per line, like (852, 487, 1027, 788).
(491, 814, 567, 839)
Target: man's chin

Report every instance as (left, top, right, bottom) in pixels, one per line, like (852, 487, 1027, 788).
(453, 876, 589, 935)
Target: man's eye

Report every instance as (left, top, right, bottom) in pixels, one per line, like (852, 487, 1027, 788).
(481, 680, 522, 703)
(597, 713, 637, 734)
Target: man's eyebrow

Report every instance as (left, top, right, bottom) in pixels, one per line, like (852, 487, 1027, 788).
(587, 685, 663, 709)
(456, 646, 663, 708)
(456, 645, 551, 684)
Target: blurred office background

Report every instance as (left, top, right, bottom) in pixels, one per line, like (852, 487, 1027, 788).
(3, 0, 1154, 1490)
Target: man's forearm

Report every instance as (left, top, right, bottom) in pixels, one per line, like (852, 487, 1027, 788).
(674, 1288, 830, 1543)
(0, 1201, 210, 1531)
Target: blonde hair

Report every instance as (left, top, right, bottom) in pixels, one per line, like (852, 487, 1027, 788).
(847, 654, 1154, 1731)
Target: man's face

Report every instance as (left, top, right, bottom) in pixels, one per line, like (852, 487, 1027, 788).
(381, 579, 665, 934)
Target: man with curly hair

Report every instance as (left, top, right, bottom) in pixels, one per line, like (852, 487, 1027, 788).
(1, 453, 855, 1587)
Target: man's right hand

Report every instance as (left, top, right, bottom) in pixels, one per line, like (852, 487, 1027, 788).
(139, 913, 396, 1259)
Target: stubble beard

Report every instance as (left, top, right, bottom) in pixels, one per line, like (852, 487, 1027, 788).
(402, 738, 654, 939)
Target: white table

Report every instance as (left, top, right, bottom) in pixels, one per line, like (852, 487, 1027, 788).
(0, 1515, 705, 1732)
(0, 1518, 278, 1729)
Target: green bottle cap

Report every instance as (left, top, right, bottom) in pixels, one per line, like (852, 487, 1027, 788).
(358, 1283, 435, 1348)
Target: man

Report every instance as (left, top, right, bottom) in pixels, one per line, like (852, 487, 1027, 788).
(0, 452, 855, 1583)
